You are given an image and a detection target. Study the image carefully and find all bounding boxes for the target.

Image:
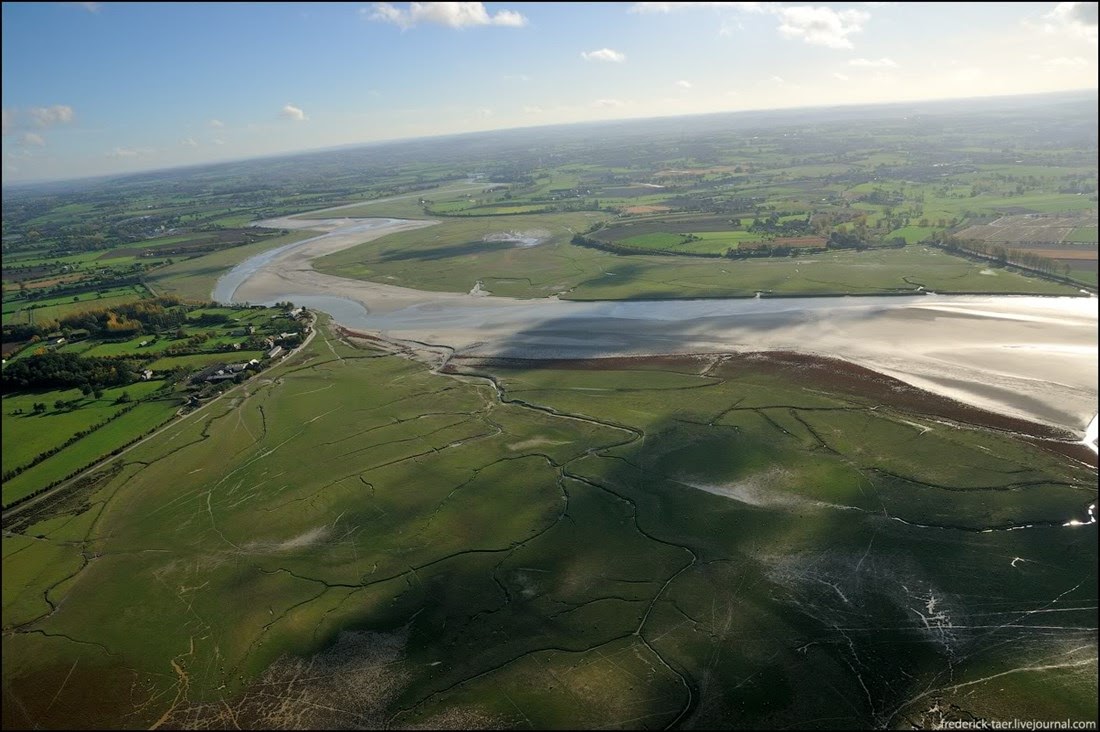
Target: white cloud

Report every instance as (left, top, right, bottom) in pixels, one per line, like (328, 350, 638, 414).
(634, 3, 871, 49)
(477, 107, 494, 118)
(181, 137, 199, 147)
(522, 105, 543, 114)
(1, 109, 11, 136)
(368, 2, 404, 25)
(20, 133, 46, 147)
(630, 2, 763, 13)
(1046, 2, 1098, 28)
(849, 56, 896, 68)
(365, 2, 527, 29)
(212, 138, 226, 146)
(775, 6, 869, 49)
(592, 98, 624, 108)
(768, 75, 786, 84)
(29, 105, 75, 127)
(581, 48, 626, 63)
(503, 73, 531, 82)
(280, 103, 308, 121)
(833, 72, 850, 81)
(718, 19, 743, 36)
(107, 147, 152, 159)
(208, 118, 225, 128)
(70, 2, 101, 11)
(676, 79, 693, 89)
(1042, 2, 1098, 41)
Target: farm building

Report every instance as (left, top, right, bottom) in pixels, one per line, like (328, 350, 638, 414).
(190, 363, 229, 384)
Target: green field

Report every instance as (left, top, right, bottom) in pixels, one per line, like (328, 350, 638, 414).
(604, 230, 762, 255)
(292, 182, 486, 221)
(147, 350, 266, 371)
(315, 211, 610, 297)
(1066, 226, 1098, 243)
(619, 232, 692, 249)
(2, 398, 178, 506)
(886, 225, 937, 244)
(2, 381, 165, 474)
(318, 218, 1079, 299)
(2, 322, 1093, 728)
(3, 285, 149, 327)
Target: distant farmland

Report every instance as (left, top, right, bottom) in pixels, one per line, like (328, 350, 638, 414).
(956, 213, 1098, 285)
(957, 213, 1097, 244)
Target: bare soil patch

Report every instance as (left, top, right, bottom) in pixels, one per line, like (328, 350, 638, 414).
(622, 205, 671, 214)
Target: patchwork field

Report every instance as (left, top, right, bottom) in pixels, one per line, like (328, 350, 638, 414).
(2, 301, 307, 509)
(3, 321, 1095, 729)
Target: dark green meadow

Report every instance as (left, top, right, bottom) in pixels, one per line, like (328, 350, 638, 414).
(3, 322, 1094, 729)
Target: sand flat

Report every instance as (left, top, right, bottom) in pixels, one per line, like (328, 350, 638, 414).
(217, 214, 1098, 435)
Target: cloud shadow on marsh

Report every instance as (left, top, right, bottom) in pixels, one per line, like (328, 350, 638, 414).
(377, 240, 514, 263)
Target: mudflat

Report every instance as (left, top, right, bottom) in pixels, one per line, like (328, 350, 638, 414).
(221, 215, 1098, 436)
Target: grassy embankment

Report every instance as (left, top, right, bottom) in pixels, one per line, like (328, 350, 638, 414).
(3, 320, 1094, 729)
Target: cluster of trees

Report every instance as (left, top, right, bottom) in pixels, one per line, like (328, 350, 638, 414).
(828, 230, 871, 249)
(2, 352, 137, 391)
(57, 297, 188, 337)
(747, 214, 812, 236)
(2, 322, 54, 343)
(940, 238, 1069, 276)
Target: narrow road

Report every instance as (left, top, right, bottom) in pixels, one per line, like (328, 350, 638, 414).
(3, 315, 319, 519)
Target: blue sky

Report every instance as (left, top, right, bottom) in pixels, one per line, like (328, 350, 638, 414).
(2, 1, 1097, 183)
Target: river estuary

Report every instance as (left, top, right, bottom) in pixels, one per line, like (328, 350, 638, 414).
(213, 214, 1098, 446)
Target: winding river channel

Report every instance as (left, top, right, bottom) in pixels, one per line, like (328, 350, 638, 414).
(213, 213, 1098, 447)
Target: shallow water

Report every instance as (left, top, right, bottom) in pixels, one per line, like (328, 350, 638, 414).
(214, 215, 1099, 435)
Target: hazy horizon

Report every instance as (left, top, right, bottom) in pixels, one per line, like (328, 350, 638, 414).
(3, 2, 1097, 184)
(3, 86, 1096, 189)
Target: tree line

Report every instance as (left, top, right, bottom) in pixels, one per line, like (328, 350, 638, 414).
(2, 351, 137, 391)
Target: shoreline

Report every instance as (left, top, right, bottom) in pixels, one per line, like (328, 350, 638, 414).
(332, 330, 1097, 468)
(214, 214, 1098, 440)
(451, 350, 1099, 466)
